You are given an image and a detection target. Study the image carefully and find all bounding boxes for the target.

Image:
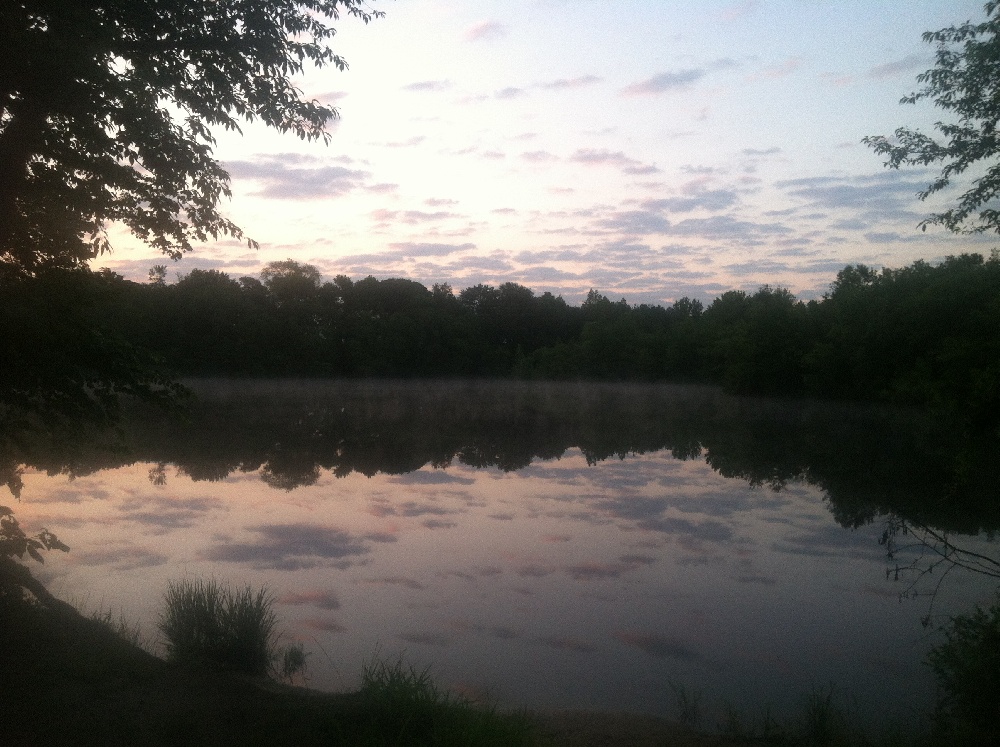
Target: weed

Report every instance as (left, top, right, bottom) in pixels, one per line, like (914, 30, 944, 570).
(277, 641, 309, 684)
(668, 679, 702, 728)
(802, 682, 840, 746)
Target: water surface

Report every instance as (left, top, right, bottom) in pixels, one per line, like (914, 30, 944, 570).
(9, 380, 997, 727)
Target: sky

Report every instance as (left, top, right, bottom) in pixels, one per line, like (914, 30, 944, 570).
(98, 0, 997, 306)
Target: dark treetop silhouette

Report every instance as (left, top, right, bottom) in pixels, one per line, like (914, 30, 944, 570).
(0, 0, 380, 277)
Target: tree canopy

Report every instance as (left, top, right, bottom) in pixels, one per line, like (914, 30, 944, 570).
(0, 0, 381, 277)
(865, 1, 1000, 234)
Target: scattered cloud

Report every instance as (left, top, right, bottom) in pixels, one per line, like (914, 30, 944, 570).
(465, 21, 507, 42)
(200, 523, 381, 570)
(868, 53, 932, 79)
(402, 80, 452, 92)
(74, 545, 169, 570)
(495, 87, 526, 99)
(521, 150, 560, 163)
(278, 590, 341, 610)
(569, 149, 659, 175)
(612, 631, 700, 660)
(224, 154, 370, 199)
(642, 190, 739, 213)
(538, 635, 596, 653)
(380, 136, 426, 148)
(388, 242, 476, 257)
(621, 69, 706, 96)
(565, 554, 656, 580)
(119, 495, 222, 533)
(540, 75, 602, 90)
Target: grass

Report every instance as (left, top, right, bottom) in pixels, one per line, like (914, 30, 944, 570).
(350, 655, 536, 746)
(159, 577, 278, 676)
(3, 566, 542, 745)
(9, 564, 982, 746)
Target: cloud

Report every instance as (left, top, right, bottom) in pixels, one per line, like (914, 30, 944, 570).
(371, 209, 460, 224)
(380, 136, 426, 148)
(663, 215, 793, 240)
(868, 54, 932, 79)
(200, 523, 380, 570)
(723, 259, 793, 274)
(119, 496, 222, 532)
(388, 242, 476, 257)
(538, 635, 596, 653)
(358, 576, 424, 589)
(612, 631, 699, 660)
(423, 519, 458, 529)
(621, 69, 705, 96)
(569, 149, 659, 174)
(278, 590, 341, 610)
(402, 80, 452, 92)
(643, 190, 739, 213)
(465, 21, 506, 41)
(74, 545, 169, 570)
(495, 87, 526, 99)
(399, 631, 451, 646)
(638, 516, 734, 541)
(224, 155, 370, 199)
(368, 499, 456, 518)
(540, 75, 602, 90)
(776, 171, 929, 215)
(521, 150, 560, 163)
(565, 554, 656, 580)
(596, 210, 673, 234)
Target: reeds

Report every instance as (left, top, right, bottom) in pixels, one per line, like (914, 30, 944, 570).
(159, 578, 277, 676)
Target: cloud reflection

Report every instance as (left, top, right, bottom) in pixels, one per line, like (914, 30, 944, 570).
(200, 523, 380, 570)
(613, 631, 700, 660)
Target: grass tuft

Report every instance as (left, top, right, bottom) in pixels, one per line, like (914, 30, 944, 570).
(353, 654, 537, 746)
(159, 578, 277, 676)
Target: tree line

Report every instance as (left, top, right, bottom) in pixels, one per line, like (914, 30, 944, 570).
(3, 253, 997, 428)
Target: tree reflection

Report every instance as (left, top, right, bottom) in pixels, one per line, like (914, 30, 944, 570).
(881, 514, 1000, 621)
(4, 380, 998, 546)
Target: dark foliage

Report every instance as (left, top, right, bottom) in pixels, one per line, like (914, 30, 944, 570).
(865, 1, 1000, 235)
(0, 0, 381, 275)
(23, 253, 995, 428)
(927, 593, 1000, 743)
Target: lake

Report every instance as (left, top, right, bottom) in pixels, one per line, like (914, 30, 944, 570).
(8, 380, 998, 730)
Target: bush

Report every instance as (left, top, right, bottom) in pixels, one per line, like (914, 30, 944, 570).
(159, 578, 277, 676)
(927, 592, 1000, 741)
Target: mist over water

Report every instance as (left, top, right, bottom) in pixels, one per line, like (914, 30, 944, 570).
(10, 380, 998, 727)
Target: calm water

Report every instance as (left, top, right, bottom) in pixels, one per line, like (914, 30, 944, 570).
(9, 380, 998, 728)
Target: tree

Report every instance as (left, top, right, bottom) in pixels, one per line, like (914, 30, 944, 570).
(864, 2, 1000, 234)
(0, 0, 381, 276)
(260, 259, 322, 306)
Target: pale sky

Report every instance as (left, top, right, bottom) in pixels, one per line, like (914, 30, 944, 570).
(99, 0, 996, 305)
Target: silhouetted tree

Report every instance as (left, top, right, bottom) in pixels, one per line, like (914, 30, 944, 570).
(0, 0, 381, 275)
(865, 2, 1000, 234)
